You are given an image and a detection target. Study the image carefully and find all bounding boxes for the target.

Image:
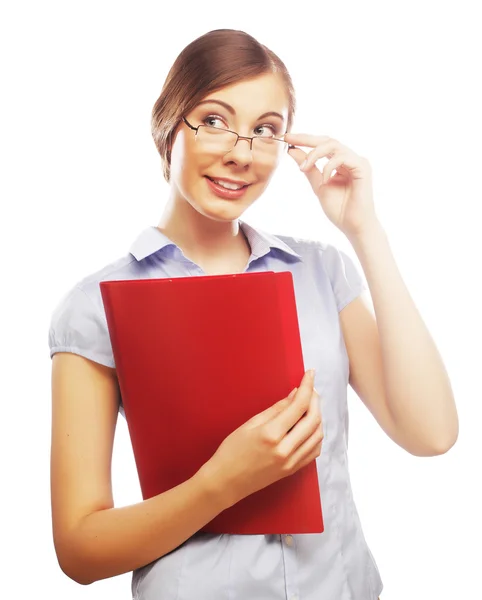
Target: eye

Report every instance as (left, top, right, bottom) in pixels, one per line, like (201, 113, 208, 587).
(202, 115, 227, 128)
(254, 124, 278, 137)
(201, 114, 280, 137)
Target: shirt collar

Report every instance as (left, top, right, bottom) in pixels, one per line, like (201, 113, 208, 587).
(128, 219, 303, 263)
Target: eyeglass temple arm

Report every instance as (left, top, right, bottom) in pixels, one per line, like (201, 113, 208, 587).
(182, 117, 198, 131)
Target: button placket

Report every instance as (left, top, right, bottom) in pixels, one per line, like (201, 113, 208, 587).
(280, 534, 300, 600)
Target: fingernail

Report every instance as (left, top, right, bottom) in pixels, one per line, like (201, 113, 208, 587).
(300, 160, 307, 170)
(308, 369, 316, 380)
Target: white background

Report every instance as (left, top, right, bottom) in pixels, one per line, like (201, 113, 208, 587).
(2, 0, 481, 598)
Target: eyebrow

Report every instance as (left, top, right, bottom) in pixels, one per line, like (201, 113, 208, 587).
(196, 99, 285, 122)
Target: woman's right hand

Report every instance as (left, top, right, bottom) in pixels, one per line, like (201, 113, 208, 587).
(200, 369, 323, 508)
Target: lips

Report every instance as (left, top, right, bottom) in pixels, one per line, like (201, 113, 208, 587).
(204, 176, 251, 199)
(206, 176, 250, 188)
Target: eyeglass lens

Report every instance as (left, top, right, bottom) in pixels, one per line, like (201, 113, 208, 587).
(196, 125, 286, 158)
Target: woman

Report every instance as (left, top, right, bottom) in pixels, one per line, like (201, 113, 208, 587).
(49, 28, 458, 599)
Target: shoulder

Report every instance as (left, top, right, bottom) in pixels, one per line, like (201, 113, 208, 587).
(74, 253, 138, 306)
(53, 246, 146, 324)
(274, 232, 358, 272)
(48, 252, 138, 369)
(273, 232, 333, 260)
(275, 233, 367, 312)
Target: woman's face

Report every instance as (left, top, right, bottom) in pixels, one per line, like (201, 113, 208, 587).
(168, 73, 290, 221)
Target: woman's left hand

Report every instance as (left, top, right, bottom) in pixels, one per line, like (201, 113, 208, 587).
(284, 132, 378, 239)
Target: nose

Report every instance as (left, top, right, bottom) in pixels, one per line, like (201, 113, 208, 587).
(222, 136, 253, 167)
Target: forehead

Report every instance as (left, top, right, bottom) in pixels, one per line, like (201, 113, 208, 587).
(200, 73, 289, 117)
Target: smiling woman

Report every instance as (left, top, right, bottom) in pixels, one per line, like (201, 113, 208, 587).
(147, 31, 300, 269)
(147, 34, 297, 266)
(151, 30, 296, 184)
(48, 28, 385, 600)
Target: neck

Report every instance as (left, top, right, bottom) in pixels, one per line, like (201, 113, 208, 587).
(156, 193, 249, 262)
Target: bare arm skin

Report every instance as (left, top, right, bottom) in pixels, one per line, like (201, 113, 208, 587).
(50, 353, 229, 586)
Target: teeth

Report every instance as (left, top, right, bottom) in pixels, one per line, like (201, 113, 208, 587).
(212, 179, 244, 190)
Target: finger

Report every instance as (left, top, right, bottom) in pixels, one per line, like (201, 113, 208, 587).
(248, 387, 298, 428)
(286, 426, 324, 473)
(283, 132, 332, 148)
(287, 145, 308, 167)
(278, 388, 322, 457)
(320, 153, 368, 182)
(269, 371, 315, 440)
(288, 145, 325, 191)
(286, 386, 320, 433)
(300, 143, 339, 172)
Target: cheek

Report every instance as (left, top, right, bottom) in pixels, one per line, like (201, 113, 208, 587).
(171, 142, 210, 184)
(170, 130, 202, 177)
(258, 161, 280, 183)
(170, 140, 189, 180)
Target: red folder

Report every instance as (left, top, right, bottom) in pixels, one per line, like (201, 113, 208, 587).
(100, 271, 323, 534)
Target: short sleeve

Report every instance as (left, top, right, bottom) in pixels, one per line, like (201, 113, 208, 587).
(48, 285, 115, 368)
(321, 244, 368, 312)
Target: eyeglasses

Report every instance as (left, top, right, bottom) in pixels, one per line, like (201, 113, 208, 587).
(182, 116, 288, 161)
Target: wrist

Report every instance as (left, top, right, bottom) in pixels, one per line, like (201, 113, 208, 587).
(346, 218, 386, 248)
(194, 462, 236, 512)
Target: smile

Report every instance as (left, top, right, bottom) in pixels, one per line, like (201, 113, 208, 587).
(207, 177, 248, 190)
(205, 176, 251, 200)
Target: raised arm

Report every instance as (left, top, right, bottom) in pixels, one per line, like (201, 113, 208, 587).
(50, 353, 228, 586)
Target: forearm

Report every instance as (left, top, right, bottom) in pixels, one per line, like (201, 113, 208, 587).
(62, 466, 228, 585)
(348, 220, 458, 452)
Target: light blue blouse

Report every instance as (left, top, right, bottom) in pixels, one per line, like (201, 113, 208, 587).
(48, 218, 383, 599)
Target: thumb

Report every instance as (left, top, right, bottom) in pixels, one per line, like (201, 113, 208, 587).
(287, 145, 308, 168)
(288, 145, 324, 192)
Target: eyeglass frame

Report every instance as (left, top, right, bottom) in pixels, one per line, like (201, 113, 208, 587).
(181, 116, 289, 153)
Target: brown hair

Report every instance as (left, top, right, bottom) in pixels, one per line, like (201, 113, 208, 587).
(151, 29, 296, 183)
